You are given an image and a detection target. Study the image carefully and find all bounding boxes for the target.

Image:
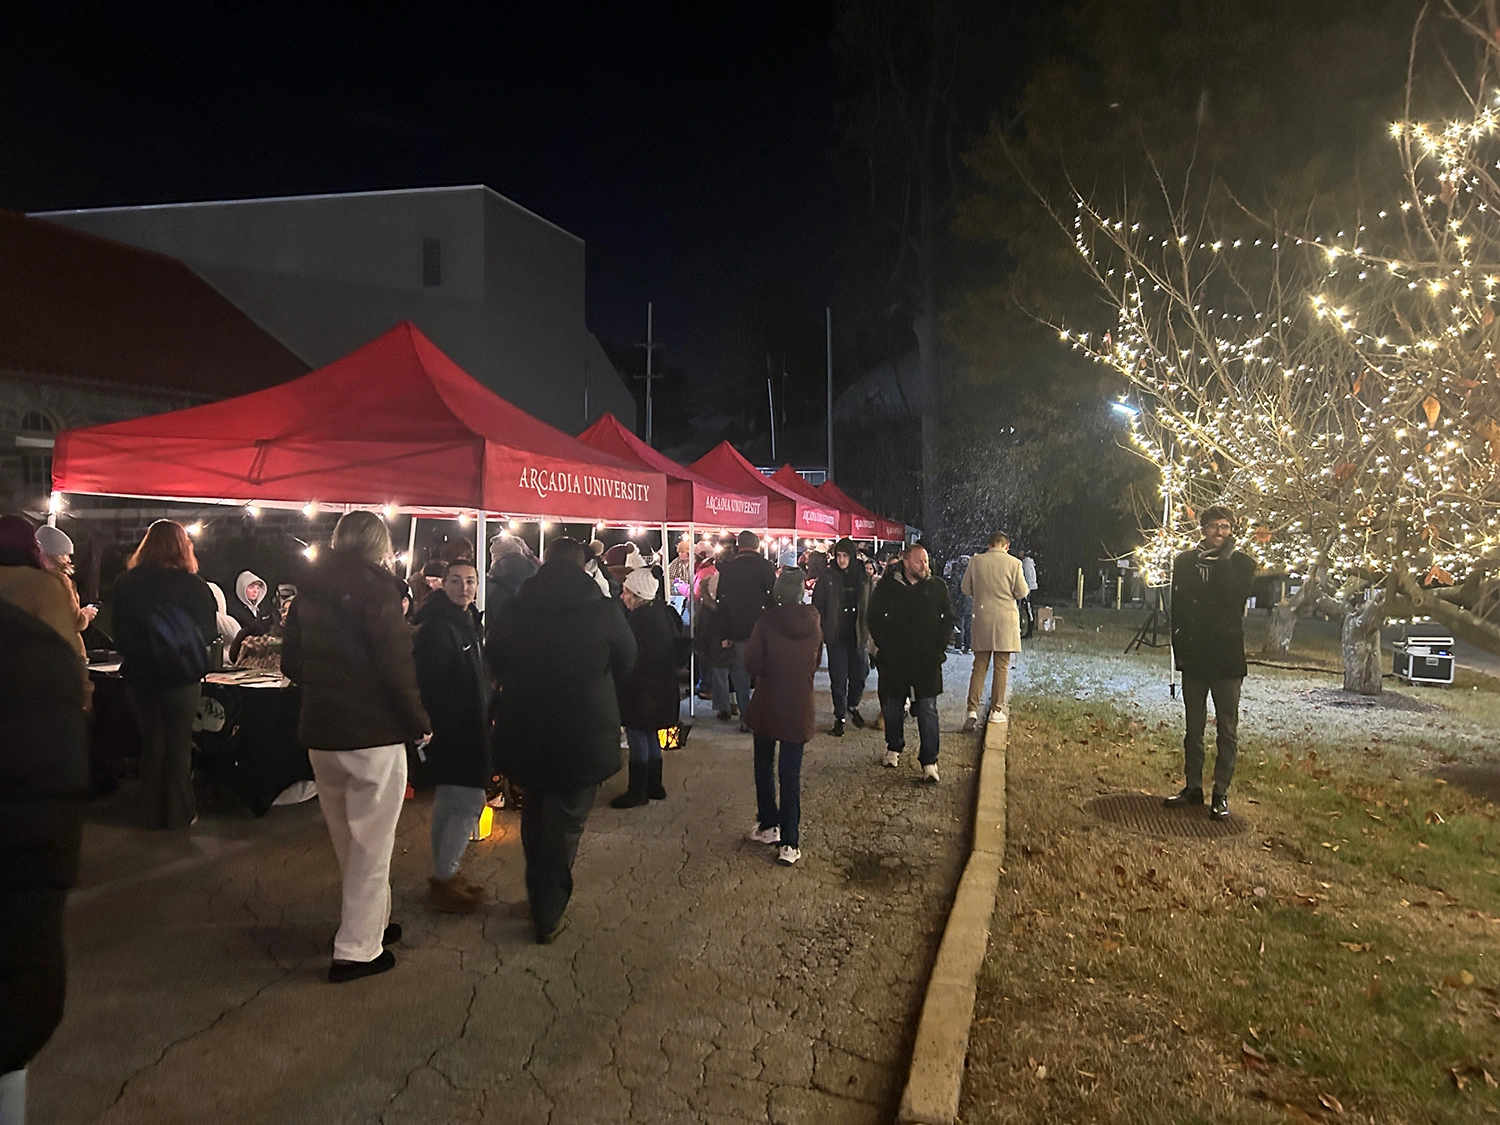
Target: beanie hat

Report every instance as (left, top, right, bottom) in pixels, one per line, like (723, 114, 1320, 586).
(737, 530, 760, 551)
(623, 544, 647, 570)
(778, 549, 799, 569)
(35, 525, 74, 556)
(773, 568, 806, 606)
(623, 567, 659, 601)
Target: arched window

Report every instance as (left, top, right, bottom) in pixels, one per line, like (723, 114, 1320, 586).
(19, 409, 59, 490)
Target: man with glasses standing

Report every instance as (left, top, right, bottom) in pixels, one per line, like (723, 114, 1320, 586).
(1165, 506, 1257, 821)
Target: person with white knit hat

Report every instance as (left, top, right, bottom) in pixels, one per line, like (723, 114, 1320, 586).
(35, 524, 96, 639)
(609, 566, 683, 809)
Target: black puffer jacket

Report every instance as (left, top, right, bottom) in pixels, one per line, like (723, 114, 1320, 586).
(413, 592, 494, 788)
(111, 562, 217, 688)
(811, 561, 870, 648)
(616, 600, 682, 732)
(715, 549, 777, 642)
(488, 560, 638, 789)
(1171, 544, 1257, 680)
(0, 597, 87, 1072)
(868, 566, 955, 699)
(281, 550, 429, 750)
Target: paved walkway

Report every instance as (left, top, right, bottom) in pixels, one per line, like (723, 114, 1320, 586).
(32, 662, 981, 1125)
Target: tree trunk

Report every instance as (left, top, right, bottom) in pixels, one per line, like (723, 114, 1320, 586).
(1260, 568, 1322, 656)
(1263, 601, 1300, 656)
(1340, 590, 1387, 695)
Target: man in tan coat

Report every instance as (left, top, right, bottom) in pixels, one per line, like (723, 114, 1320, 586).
(960, 532, 1029, 732)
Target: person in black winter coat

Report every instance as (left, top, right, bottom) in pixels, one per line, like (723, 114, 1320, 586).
(111, 520, 217, 830)
(0, 597, 88, 1120)
(713, 531, 777, 729)
(1166, 506, 1258, 820)
(811, 537, 871, 736)
(487, 537, 637, 943)
(609, 568, 682, 809)
(867, 544, 955, 782)
(413, 562, 494, 914)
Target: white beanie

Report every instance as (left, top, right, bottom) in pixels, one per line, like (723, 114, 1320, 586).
(624, 543, 647, 570)
(623, 567, 659, 601)
(35, 525, 73, 556)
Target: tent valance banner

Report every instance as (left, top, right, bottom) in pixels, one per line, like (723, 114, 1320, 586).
(576, 413, 767, 526)
(688, 442, 840, 536)
(51, 321, 667, 523)
(816, 480, 904, 542)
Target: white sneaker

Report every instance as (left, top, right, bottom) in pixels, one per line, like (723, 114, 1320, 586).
(922, 764, 940, 783)
(961, 712, 978, 733)
(777, 845, 801, 866)
(747, 824, 780, 845)
(882, 750, 900, 768)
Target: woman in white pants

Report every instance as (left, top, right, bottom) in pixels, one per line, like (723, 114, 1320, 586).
(282, 511, 430, 984)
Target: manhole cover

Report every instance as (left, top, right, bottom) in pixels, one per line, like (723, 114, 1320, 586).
(1084, 793, 1251, 839)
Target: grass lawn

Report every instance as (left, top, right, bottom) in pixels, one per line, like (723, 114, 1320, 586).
(960, 609, 1500, 1124)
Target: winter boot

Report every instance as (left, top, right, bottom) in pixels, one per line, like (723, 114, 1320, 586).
(647, 759, 667, 801)
(429, 875, 482, 914)
(610, 761, 650, 809)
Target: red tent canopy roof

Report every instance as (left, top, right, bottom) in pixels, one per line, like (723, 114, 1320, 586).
(0, 210, 308, 396)
(687, 442, 841, 536)
(816, 480, 905, 541)
(768, 465, 861, 539)
(575, 413, 768, 526)
(52, 321, 667, 521)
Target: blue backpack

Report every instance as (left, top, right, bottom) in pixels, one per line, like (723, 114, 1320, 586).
(147, 602, 209, 685)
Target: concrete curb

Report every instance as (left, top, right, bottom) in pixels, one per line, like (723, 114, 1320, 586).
(897, 711, 1008, 1125)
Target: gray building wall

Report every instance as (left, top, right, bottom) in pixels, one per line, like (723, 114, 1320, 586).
(36, 186, 636, 435)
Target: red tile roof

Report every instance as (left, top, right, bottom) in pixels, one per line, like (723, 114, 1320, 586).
(0, 210, 308, 396)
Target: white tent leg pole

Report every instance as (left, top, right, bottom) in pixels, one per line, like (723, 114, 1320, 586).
(406, 515, 418, 579)
(538, 520, 546, 559)
(476, 512, 487, 614)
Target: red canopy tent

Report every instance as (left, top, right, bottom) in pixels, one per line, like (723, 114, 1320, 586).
(576, 413, 767, 527)
(688, 442, 841, 537)
(816, 480, 906, 543)
(767, 465, 862, 538)
(51, 321, 667, 524)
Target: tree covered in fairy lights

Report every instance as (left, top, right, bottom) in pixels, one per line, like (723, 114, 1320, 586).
(1057, 46, 1500, 691)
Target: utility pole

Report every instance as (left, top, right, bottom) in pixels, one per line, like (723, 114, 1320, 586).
(636, 302, 662, 446)
(825, 307, 834, 482)
(766, 353, 777, 462)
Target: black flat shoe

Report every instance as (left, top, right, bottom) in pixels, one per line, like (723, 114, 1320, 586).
(830, 719, 845, 737)
(536, 916, 570, 945)
(1209, 793, 1230, 820)
(849, 709, 865, 729)
(1164, 787, 1203, 808)
(382, 923, 402, 945)
(328, 950, 395, 983)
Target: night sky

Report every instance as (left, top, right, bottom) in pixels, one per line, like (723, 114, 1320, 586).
(0, 1, 844, 370)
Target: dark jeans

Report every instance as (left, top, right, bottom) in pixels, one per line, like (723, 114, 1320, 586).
(753, 737, 805, 849)
(827, 639, 869, 719)
(0, 886, 67, 1074)
(519, 783, 598, 937)
(881, 690, 940, 765)
(625, 728, 661, 764)
(958, 611, 972, 651)
(1020, 596, 1034, 638)
(1181, 675, 1242, 796)
(129, 683, 201, 829)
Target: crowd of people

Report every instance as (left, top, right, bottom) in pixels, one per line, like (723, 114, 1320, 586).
(2, 499, 1258, 1123)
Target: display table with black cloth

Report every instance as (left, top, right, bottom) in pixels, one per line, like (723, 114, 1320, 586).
(86, 666, 312, 817)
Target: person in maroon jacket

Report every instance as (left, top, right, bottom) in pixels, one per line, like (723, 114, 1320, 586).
(743, 567, 823, 867)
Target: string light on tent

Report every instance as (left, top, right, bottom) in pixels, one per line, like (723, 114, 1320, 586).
(186, 522, 203, 538)
(47, 492, 63, 515)
(246, 504, 261, 519)
(458, 513, 471, 527)
(302, 502, 318, 519)
(382, 503, 399, 522)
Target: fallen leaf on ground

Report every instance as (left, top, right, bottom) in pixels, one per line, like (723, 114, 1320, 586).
(1318, 1092, 1345, 1114)
(1443, 970, 1476, 989)
(1241, 1042, 1269, 1072)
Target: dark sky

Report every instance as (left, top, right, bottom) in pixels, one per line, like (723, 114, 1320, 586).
(0, 1, 844, 370)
